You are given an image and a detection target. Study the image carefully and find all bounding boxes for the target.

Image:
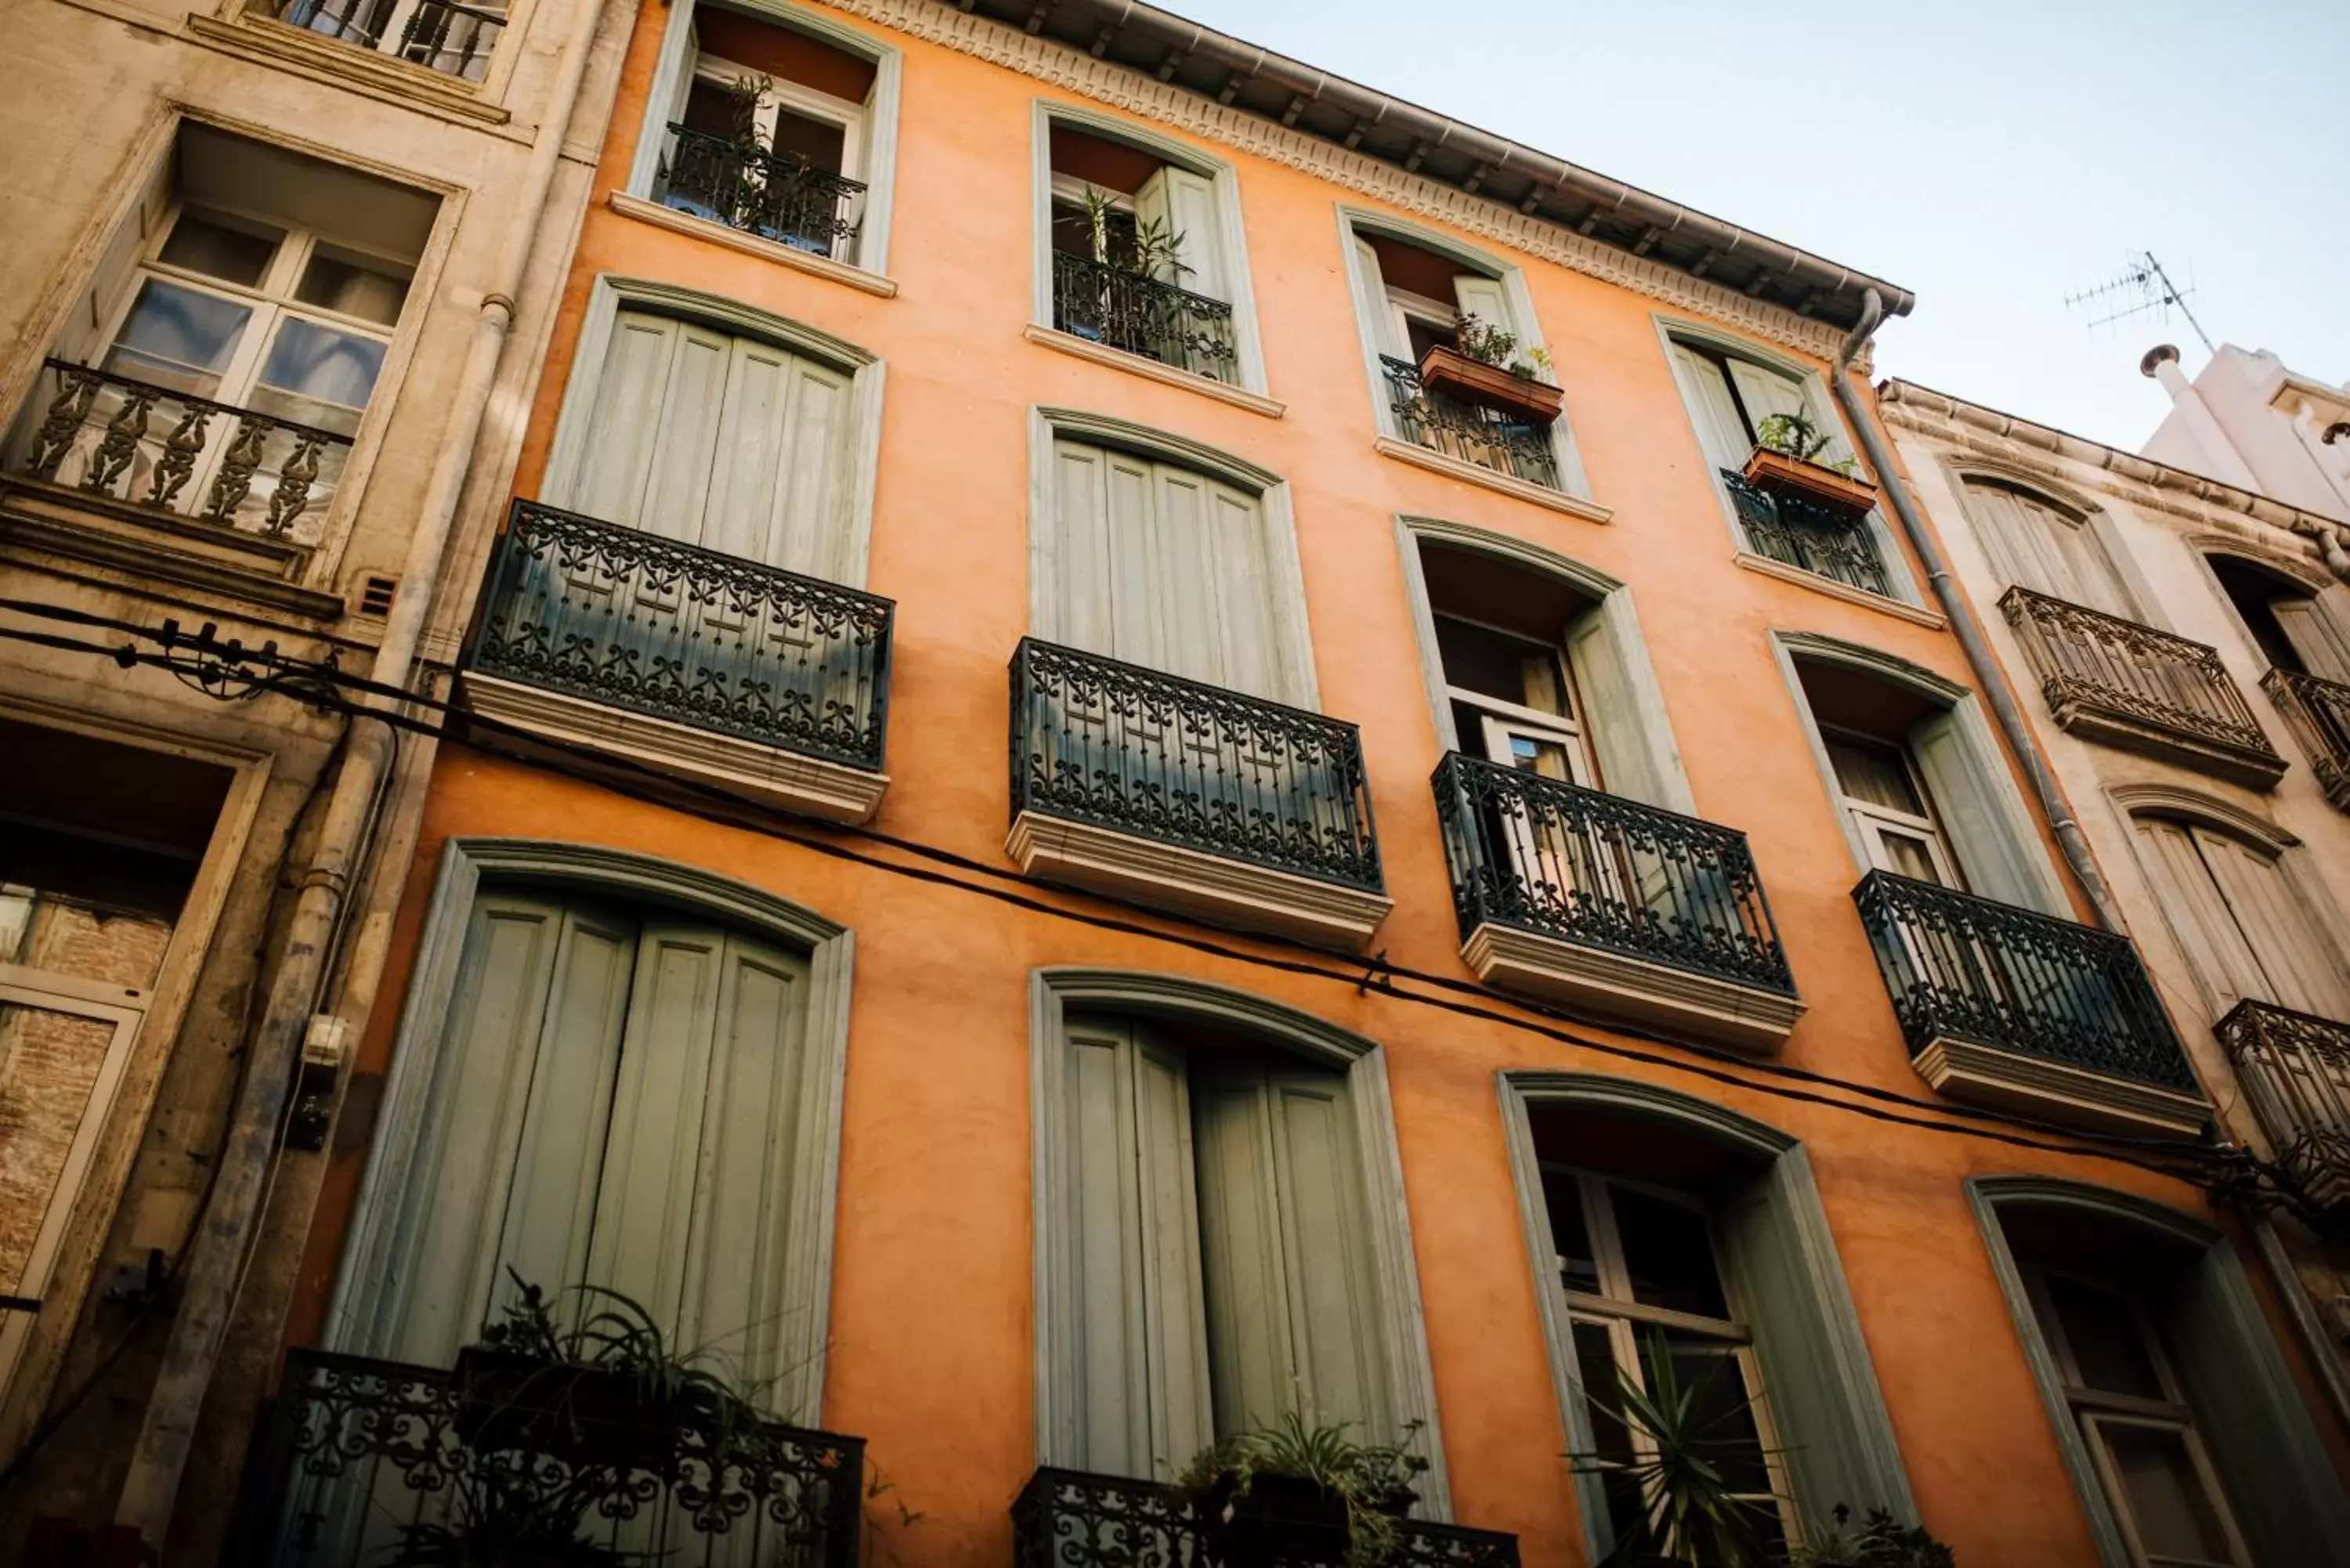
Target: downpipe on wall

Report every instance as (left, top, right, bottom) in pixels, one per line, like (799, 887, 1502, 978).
(111, 0, 614, 1544)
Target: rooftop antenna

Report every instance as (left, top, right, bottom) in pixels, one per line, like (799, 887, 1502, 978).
(2066, 251, 2214, 353)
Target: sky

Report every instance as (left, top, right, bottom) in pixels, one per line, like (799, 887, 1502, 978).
(1154, 0, 2349, 452)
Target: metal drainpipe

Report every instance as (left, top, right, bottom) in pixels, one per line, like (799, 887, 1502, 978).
(112, 0, 612, 1542)
(1827, 287, 2129, 936)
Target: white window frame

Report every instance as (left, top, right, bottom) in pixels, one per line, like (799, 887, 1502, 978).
(627, 0, 902, 278)
(1820, 727, 1963, 887)
(1656, 316, 1923, 609)
(1029, 102, 1271, 398)
(1338, 206, 1593, 501)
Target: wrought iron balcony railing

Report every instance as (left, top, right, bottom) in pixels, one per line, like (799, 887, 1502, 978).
(6, 359, 352, 537)
(655, 124, 866, 258)
(260, 0, 506, 79)
(1720, 468, 1893, 598)
(1382, 356, 1562, 491)
(1852, 869, 2196, 1093)
(2000, 586, 2284, 786)
(2264, 667, 2350, 811)
(1050, 251, 1239, 383)
(1010, 638, 1382, 894)
(226, 1347, 863, 1566)
(2215, 998, 2350, 1215)
(472, 500, 893, 771)
(1433, 752, 1796, 995)
(1014, 1467, 1520, 1568)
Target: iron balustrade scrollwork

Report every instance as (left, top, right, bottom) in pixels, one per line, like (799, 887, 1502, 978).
(1050, 251, 1239, 383)
(8, 359, 352, 537)
(1719, 468, 1893, 598)
(226, 1347, 864, 1566)
(656, 124, 867, 258)
(1010, 638, 1383, 894)
(1431, 752, 1795, 995)
(2215, 999, 2350, 1218)
(1999, 585, 2280, 766)
(2263, 667, 2350, 811)
(1851, 869, 2196, 1092)
(263, 0, 506, 78)
(472, 500, 893, 771)
(1381, 357, 1561, 490)
(1012, 1467, 1520, 1568)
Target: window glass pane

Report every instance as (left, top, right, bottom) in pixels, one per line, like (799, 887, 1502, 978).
(101, 279, 251, 396)
(253, 318, 387, 429)
(1878, 829, 1947, 886)
(0, 999, 127, 1295)
(1405, 314, 1455, 362)
(771, 107, 846, 173)
(1435, 616, 1569, 716)
(157, 209, 281, 287)
(1611, 1186, 1731, 1321)
(1826, 734, 1926, 816)
(1637, 1336, 1775, 1499)
(1051, 198, 1137, 267)
(2042, 1274, 2167, 1400)
(2097, 1421, 2236, 1564)
(1571, 1321, 1651, 1555)
(1542, 1170, 1602, 1295)
(1507, 734, 1575, 780)
(294, 246, 410, 327)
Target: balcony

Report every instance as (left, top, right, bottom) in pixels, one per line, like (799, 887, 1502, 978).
(1014, 1468, 1519, 1568)
(465, 500, 893, 823)
(226, 1347, 863, 1566)
(1853, 869, 2206, 1136)
(253, 0, 505, 79)
(1050, 251, 1239, 385)
(1721, 468, 1893, 599)
(1382, 356, 1562, 492)
(1432, 754, 1802, 1052)
(1008, 638, 1390, 949)
(2264, 667, 2350, 811)
(2215, 999, 2350, 1216)
(2000, 586, 2286, 789)
(5, 359, 350, 544)
(654, 124, 867, 258)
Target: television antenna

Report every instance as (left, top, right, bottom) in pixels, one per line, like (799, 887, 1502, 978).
(2066, 251, 2214, 352)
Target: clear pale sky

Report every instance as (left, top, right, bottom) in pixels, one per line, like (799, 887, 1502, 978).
(1156, 0, 2348, 453)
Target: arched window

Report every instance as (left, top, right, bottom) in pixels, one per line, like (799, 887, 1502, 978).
(1960, 478, 2138, 620)
(2131, 810, 2350, 1021)
(2207, 551, 2350, 684)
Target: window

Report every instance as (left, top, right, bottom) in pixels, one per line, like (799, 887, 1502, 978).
(2207, 554, 2350, 685)
(635, 2, 898, 273)
(1961, 479, 2138, 620)
(1822, 731, 1960, 886)
(260, 0, 507, 81)
(2133, 814, 2350, 1022)
(8, 125, 436, 535)
(1670, 341, 1853, 477)
(1039, 117, 1252, 388)
(1055, 1014, 1394, 1476)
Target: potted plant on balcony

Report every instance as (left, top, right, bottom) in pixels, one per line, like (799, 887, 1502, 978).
(1740, 410, 1878, 514)
(1415, 316, 1564, 425)
(1176, 1413, 1428, 1568)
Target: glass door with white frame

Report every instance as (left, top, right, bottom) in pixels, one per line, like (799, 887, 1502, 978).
(1823, 730, 1961, 887)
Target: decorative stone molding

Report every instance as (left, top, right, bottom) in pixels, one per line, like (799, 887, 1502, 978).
(819, 0, 1853, 360)
(1462, 922, 1805, 1054)
(1007, 811, 1393, 951)
(1914, 1036, 2208, 1138)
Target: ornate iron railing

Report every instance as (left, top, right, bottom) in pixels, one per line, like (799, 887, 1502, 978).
(472, 500, 893, 771)
(1720, 468, 1893, 598)
(1852, 869, 2197, 1093)
(1010, 638, 1382, 894)
(1050, 251, 1238, 383)
(262, 0, 506, 78)
(6, 359, 352, 537)
(656, 124, 866, 258)
(1013, 1468, 1520, 1568)
(2264, 667, 2350, 811)
(2000, 586, 2281, 772)
(226, 1347, 863, 1566)
(1382, 356, 1561, 490)
(2216, 999, 2350, 1214)
(1432, 752, 1795, 994)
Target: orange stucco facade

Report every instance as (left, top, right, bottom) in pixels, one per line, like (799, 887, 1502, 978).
(273, 2, 2347, 1564)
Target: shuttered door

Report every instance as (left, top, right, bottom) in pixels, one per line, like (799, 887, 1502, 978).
(1962, 482, 2135, 617)
(573, 309, 852, 576)
(2273, 596, 2350, 685)
(1133, 167, 1225, 301)
(2136, 818, 2350, 1021)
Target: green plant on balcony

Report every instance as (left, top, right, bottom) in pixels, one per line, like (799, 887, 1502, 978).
(1454, 314, 1552, 382)
(1782, 1506, 1955, 1568)
(1175, 1411, 1429, 1568)
(1073, 184, 1191, 282)
(1753, 411, 1859, 478)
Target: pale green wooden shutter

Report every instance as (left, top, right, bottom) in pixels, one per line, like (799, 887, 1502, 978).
(1451, 273, 1516, 347)
(1203, 482, 1282, 703)
(1135, 166, 1225, 300)
(2136, 817, 2274, 1011)
(1670, 343, 1754, 473)
(1910, 711, 2052, 913)
(2273, 596, 2350, 685)
(1050, 438, 1116, 659)
(700, 336, 851, 577)
(1727, 359, 1849, 466)
(573, 312, 688, 529)
(1149, 464, 1229, 689)
(1715, 1155, 1914, 1525)
(633, 322, 733, 547)
(1564, 601, 1669, 807)
(2165, 1241, 2350, 1565)
(1354, 239, 1409, 361)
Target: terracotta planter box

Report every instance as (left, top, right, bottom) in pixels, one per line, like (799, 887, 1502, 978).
(1415, 345, 1563, 425)
(1741, 446, 1878, 512)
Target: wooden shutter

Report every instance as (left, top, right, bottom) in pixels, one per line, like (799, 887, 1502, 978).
(631, 322, 734, 547)
(572, 311, 687, 530)
(1564, 601, 1668, 807)
(1909, 711, 2049, 912)
(1964, 482, 2135, 618)
(1714, 1157, 1913, 1525)
(56, 160, 172, 364)
(2193, 829, 2350, 1021)
(2273, 596, 2350, 685)
(1062, 1017, 1211, 1478)
(1135, 165, 1225, 301)
(2136, 818, 2276, 1013)
(1670, 343, 1753, 474)
(1452, 273, 1516, 345)
(1354, 239, 1410, 361)
(1726, 359, 1850, 465)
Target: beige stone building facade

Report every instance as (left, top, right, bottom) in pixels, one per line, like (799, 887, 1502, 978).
(0, 0, 627, 1552)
